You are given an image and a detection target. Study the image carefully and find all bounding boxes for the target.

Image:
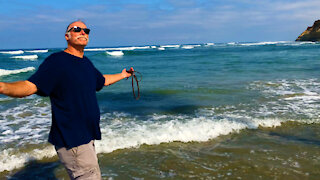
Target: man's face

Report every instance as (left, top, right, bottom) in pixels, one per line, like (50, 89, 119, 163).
(65, 22, 89, 47)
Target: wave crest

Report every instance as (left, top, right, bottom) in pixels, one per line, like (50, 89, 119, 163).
(11, 55, 38, 60)
(0, 67, 35, 77)
(25, 50, 48, 53)
(0, 50, 24, 55)
(106, 51, 124, 56)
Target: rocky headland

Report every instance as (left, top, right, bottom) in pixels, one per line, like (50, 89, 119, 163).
(296, 20, 320, 41)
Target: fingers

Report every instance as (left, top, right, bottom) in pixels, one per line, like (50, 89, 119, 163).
(122, 69, 131, 78)
(125, 67, 135, 73)
(122, 67, 135, 78)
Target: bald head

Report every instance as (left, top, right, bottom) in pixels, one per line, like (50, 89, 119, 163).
(66, 20, 87, 33)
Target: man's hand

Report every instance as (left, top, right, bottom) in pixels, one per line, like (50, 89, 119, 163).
(122, 67, 134, 79)
(104, 67, 135, 86)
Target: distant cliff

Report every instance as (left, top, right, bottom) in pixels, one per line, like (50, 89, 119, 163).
(296, 20, 320, 41)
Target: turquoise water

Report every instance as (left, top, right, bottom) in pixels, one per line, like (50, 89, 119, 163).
(0, 42, 320, 179)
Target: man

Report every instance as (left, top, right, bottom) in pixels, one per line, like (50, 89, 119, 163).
(0, 20, 133, 179)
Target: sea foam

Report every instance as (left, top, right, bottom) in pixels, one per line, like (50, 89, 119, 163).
(181, 45, 195, 49)
(0, 67, 35, 77)
(160, 45, 180, 48)
(249, 78, 320, 119)
(0, 50, 24, 55)
(25, 49, 48, 53)
(0, 146, 56, 172)
(205, 43, 215, 46)
(0, 114, 285, 173)
(0, 98, 53, 172)
(0, 99, 51, 145)
(95, 112, 284, 154)
(239, 41, 289, 46)
(11, 55, 38, 60)
(85, 46, 150, 52)
(107, 46, 150, 51)
(84, 48, 109, 51)
(181, 45, 201, 49)
(106, 51, 124, 56)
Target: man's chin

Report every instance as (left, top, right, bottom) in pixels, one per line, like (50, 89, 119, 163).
(74, 42, 88, 47)
(78, 41, 88, 46)
(79, 43, 88, 46)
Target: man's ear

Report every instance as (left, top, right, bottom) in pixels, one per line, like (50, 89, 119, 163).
(65, 33, 71, 40)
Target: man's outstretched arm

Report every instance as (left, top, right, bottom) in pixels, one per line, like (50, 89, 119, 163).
(0, 80, 37, 98)
(103, 68, 133, 86)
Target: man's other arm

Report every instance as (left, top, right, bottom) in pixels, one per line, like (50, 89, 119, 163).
(0, 81, 37, 98)
(103, 68, 133, 86)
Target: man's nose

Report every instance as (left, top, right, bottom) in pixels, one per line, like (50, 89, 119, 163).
(80, 29, 86, 35)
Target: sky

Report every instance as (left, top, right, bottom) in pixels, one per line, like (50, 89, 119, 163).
(0, 0, 319, 49)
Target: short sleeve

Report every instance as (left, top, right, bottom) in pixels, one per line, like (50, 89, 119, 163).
(28, 55, 61, 96)
(95, 68, 105, 91)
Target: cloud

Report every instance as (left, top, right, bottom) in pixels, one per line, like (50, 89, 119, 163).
(0, 0, 319, 49)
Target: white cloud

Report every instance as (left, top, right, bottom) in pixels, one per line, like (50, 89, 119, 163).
(1, 0, 320, 48)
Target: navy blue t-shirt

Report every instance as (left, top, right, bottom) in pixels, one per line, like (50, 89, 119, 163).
(28, 51, 105, 148)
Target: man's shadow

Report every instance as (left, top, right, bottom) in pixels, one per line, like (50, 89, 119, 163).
(8, 160, 61, 180)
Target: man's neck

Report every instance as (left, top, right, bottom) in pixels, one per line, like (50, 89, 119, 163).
(64, 46, 85, 58)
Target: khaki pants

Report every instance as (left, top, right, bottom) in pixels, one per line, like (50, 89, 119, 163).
(55, 140, 102, 180)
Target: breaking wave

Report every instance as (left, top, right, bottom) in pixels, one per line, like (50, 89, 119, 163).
(181, 45, 201, 49)
(106, 51, 124, 56)
(85, 46, 151, 52)
(160, 45, 180, 48)
(0, 50, 24, 55)
(25, 49, 48, 53)
(95, 113, 285, 154)
(0, 107, 289, 172)
(0, 67, 35, 77)
(11, 55, 38, 60)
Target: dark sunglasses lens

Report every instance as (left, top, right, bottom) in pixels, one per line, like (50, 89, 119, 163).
(73, 27, 82, 32)
(83, 28, 90, 34)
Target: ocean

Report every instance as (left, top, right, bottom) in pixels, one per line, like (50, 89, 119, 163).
(0, 41, 319, 179)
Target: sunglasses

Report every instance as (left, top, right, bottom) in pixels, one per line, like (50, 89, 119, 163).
(67, 26, 90, 34)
